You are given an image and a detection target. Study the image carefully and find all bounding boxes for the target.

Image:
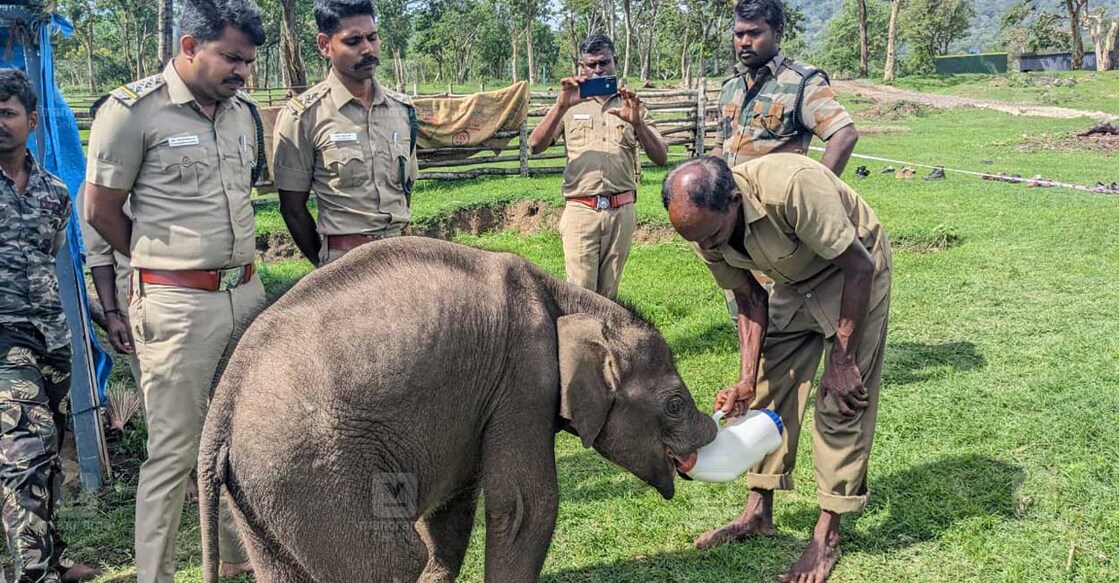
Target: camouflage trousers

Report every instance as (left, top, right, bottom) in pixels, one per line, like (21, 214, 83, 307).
(0, 324, 72, 583)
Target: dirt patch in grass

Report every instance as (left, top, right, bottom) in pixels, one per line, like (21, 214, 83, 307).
(256, 199, 680, 258)
(1015, 133, 1119, 155)
(857, 125, 912, 135)
(857, 100, 940, 120)
(890, 226, 963, 254)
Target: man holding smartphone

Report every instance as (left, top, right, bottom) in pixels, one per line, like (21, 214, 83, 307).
(528, 33, 668, 300)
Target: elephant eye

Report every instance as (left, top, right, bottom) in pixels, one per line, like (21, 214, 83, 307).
(665, 395, 685, 417)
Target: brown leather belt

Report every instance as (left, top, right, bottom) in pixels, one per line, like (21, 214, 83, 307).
(326, 233, 387, 252)
(138, 264, 255, 292)
(569, 190, 636, 211)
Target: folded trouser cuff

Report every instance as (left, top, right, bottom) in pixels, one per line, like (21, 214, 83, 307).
(818, 490, 868, 514)
(747, 472, 795, 491)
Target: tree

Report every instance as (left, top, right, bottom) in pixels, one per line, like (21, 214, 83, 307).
(379, 0, 413, 90)
(857, 0, 870, 76)
(158, 0, 174, 67)
(279, 0, 307, 91)
(819, 0, 890, 77)
(884, 0, 902, 82)
(1063, 0, 1088, 69)
(1084, 9, 1119, 71)
(900, 0, 975, 74)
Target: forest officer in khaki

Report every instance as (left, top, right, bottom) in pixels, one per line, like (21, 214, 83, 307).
(663, 154, 891, 583)
(83, 1, 267, 580)
(528, 33, 667, 299)
(272, 0, 418, 267)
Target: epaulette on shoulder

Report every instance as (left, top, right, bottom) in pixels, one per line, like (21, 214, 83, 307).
(235, 89, 258, 107)
(284, 87, 326, 116)
(782, 60, 824, 80)
(384, 88, 414, 108)
(110, 74, 166, 107)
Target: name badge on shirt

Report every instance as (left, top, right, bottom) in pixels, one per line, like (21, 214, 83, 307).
(330, 132, 358, 143)
(168, 135, 200, 147)
(573, 114, 592, 121)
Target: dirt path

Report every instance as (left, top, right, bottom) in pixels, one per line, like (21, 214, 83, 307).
(834, 79, 1117, 121)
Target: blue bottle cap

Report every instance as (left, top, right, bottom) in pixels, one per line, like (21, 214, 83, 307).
(759, 408, 784, 435)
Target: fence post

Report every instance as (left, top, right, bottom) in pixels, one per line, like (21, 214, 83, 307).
(519, 120, 530, 178)
(694, 77, 707, 158)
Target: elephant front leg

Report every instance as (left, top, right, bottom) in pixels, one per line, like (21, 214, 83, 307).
(481, 429, 559, 582)
(418, 484, 480, 583)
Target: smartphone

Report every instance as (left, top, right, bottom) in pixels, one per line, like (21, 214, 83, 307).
(579, 76, 618, 98)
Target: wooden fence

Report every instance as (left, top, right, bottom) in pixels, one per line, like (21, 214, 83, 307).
(67, 80, 724, 182)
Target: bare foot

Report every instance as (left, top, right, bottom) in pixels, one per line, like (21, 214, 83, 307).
(185, 478, 199, 504)
(220, 561, 254, 578)
(60, 562, 103, 582)
(694, 488, 776, 549)
(777, 512, 842, 583)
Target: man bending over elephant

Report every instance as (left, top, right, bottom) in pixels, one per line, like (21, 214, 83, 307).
(662, 154, 891, 583)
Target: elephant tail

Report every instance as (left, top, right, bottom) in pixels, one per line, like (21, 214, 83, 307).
(198, 407, 232, 583)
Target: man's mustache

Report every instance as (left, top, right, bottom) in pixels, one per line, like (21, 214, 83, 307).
(222, 75, 245, 86)
(357, 55, 381, 68)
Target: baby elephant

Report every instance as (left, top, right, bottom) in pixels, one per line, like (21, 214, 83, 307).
(199, 237, 717, 582)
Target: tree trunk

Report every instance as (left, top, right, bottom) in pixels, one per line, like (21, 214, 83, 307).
(884, 0, 902, 83)
(1066, 0, 1086, 70)
(640, 1, 660, 84)
(857, 0, 870, 77)
(1105, 21, 1119, 71)
(393, 48, 404, 91)
(84, 0, 96, 94)
(622, 0, 633, 78)
(681, 24, 692, 87)
(526, 22, 536, 85)
(158, 0, 174, 66)
(280, 0, 307, 91)
(512, 32, 519, 83)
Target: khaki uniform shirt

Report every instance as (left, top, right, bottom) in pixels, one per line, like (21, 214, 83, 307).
(85, 62, 259, 271)
(0, 153, 72, 351)
(554, 94, 663, 198)
(696, 154, 891, 337)
(717, 52, 853, 167)
(271, 72, 419, 235)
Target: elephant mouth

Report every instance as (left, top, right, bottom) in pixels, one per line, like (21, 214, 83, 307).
(668, 449, 698, 481)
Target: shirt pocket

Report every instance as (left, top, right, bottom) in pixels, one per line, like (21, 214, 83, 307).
(158, 145, 211, 194)
(322, 146, 369, 189)
(612, 122, 637, 148)
(565, 119, 594, 149)
(386, 142, 412, 201)
(750, 99, 788, 137)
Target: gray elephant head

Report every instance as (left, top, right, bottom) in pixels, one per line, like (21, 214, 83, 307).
(558, 313, 718, 500)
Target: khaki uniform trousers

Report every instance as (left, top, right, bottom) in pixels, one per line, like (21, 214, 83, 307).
(129, 274, 266, 582)
(747, 274, 891, 514)
(558, 201, 637, 300)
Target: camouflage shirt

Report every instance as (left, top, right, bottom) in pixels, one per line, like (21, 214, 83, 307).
(0, 152, 72, 352)
(716, 51, 853, 167)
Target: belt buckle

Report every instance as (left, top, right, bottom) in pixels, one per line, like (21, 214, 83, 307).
(217, 267, 244, 291)
(594, 195, 610, 210)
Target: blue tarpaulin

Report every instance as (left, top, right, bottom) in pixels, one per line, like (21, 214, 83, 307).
(0, 14, 112, 402)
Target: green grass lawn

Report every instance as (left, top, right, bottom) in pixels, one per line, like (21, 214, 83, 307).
(892, 71, 1119, 114)
(62, 93, 1119, 581)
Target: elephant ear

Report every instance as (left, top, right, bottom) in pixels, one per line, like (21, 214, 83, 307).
(557, 314, 619, 449)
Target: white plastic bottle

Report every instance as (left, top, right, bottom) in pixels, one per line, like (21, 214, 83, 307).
(682, 409, 784, 483)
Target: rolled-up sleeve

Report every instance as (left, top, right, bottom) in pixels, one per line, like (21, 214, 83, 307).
(271, 108, 314, 192)
(85, 100, 142, 191)
(784, 168, 857, 260)
(694, 244, 753, 291)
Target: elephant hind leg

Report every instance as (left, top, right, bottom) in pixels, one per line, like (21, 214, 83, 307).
(418, 483, 481, 583)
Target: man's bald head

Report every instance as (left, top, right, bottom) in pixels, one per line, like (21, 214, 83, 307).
(662, 156, 741, 246)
